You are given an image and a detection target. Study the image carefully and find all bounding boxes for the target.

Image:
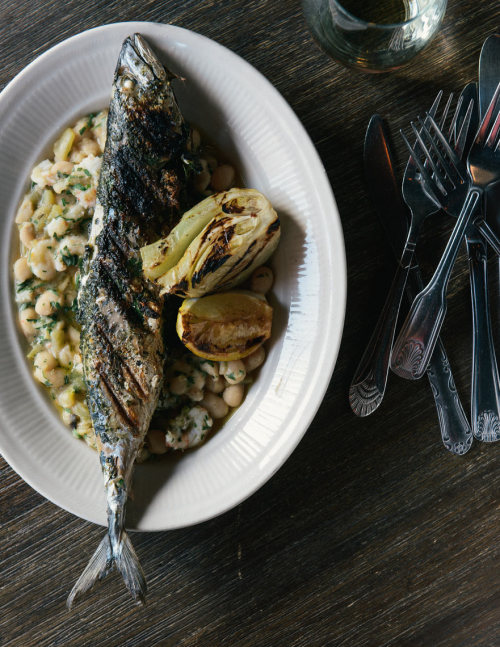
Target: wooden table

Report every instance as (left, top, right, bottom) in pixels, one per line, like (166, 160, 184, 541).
(1, 2, 499, 645)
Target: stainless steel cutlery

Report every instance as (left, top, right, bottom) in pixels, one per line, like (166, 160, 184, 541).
(350, 33, 500, 451)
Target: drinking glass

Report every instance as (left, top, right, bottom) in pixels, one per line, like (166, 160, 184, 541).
(302, 0, 447, 72)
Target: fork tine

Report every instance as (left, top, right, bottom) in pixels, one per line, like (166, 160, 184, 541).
(477, 80, 500, 144)
(438, 92, 453, 131)
(428, 90, 443, 120)
(411, 121, 450, 193)
(485, 106, 500, 149)
(455, 99, 474, 158)
(416, 117, 457, 187)
(401, 129, 442, 205)
(448, 94, 463, 142)
(425, 114, 467, 181)
(411, 90, 443, 160)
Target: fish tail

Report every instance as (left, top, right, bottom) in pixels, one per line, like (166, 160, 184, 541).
(66, 530, 146, 608)
(114, 530, 147, 604)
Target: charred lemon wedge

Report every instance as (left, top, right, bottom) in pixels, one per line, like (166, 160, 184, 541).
(176, 291, 273, 361)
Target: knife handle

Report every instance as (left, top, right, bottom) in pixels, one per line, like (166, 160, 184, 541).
(467, 238, 500, 442)
(407, 266, 472, 454)
(349, 254, 413, 416)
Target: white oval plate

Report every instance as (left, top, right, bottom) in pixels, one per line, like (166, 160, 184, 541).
(0, 22, 346, 530)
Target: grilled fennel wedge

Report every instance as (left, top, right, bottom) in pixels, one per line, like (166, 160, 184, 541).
(68, 34, 189, 608)
(140, 188, 280, 297)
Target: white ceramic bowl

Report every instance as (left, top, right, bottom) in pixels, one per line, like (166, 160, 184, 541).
(0, 22, 346, 530)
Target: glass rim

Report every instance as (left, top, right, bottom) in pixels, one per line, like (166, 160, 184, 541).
(332, 0, 444, 30)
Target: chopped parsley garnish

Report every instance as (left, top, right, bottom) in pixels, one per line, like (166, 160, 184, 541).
(61, 250, 79, 266)
(72, 183, 90, 192)
(16, 278, 34, 292)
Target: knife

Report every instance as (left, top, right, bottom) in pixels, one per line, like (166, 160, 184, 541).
(354, 115, 472, 454)
(470, 35, 500, 443)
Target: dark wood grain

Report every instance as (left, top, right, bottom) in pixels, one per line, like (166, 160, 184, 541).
(1, 1, 499, 646)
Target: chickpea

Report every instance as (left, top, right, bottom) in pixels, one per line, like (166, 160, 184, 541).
(243, 346, 266, 372)
(15, 196, 34, 224)
(194, 168, 211, 193)
(147, 429, 167, 455)
(186, 386, 204, 402)
(61, 409, 75, 426)
(44, 367, 66, 388)
(58, 234, 86, 257)
(19, 308, 38, 338)
(14, 257, 33, 282)
(223, 383, 245, 408)
(57, 387, 76, 409)
(200, 392, 228, 419)
(58, 344, 74, 369)
(51, 160, 73, 176)
(190, 368, 206, 390)
(30, 239, 56, 280)
(80, 138, 100, 157)
(211, 164, 235, 192)
(221, 360, 246, 385)
(205, 375, 226, 394)
(34, 350, 57, 372)
(169, 374, 188, 396)
(19, 222, 36, 248)
(250, 266, 274, 294)
(46, 216, 69, 239)
(68, 326, 81, 346)
(35, 289, 63, 316)
(199, 360, 219, 377)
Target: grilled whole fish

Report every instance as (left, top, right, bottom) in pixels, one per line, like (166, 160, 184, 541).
(68, 34, 189, 607)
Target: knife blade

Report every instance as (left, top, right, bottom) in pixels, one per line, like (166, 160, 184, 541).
(361, 114, 472, 454)
(479, 33, 500, 118)
(363, 117, 409, 256)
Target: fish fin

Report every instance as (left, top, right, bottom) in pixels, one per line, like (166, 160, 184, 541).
(66, 530, 147, 608)
(114, 530, 148, 605)
(66, 533, 112, 609)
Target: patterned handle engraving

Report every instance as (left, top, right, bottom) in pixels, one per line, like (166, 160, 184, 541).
(474, 410, 500, 442)
(427, 345, 472, 455)
(392, 339, 424, 380)
(349, 372, 384, 418)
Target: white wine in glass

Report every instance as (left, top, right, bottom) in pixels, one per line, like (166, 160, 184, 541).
(303, 0, 447, 72)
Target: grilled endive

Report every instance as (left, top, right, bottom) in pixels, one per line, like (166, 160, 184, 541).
(140, 188, 280, 297)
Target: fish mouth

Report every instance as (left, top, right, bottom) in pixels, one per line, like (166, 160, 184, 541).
(117, 33, 170, 89)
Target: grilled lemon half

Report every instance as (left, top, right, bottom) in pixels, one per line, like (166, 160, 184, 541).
(176, 291, 273, 361)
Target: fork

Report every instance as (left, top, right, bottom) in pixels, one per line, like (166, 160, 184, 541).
(349, 92, 450, 417)
(391, 81, 500, 390)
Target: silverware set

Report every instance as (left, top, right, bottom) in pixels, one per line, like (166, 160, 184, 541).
(350, 33, 500, 455)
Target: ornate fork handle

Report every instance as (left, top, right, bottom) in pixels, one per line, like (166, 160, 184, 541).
(426, 338, 472, 454)
(407, 266, 472, 454)
(467, 237, 500, 441)
(391, 189, 480, 380)
(349, 232, 416, 416)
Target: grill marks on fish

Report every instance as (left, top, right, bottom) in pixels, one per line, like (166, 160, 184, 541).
(69, 33, 189, 608)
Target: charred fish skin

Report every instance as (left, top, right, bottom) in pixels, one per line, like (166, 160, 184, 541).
(68, 34, 188, 608)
